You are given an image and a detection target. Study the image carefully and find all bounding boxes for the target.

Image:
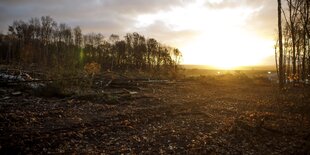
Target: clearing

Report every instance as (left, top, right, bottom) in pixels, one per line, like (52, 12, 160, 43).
(0, 73, 310, 154)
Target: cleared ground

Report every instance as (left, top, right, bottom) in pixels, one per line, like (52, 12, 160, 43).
(0, 73, 309, 154)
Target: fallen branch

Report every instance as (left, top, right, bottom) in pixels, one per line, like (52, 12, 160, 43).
(2, 77, 85, 84)
(123, 88, 138, 95)
(105, 80, 113, 87)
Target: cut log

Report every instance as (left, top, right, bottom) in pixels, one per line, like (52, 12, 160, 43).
(123, 88, 138, 95)
(11, 91, 22, 96)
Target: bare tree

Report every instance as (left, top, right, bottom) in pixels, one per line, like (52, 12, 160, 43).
(1, 17, 183, 78)
(278, 0, 285, 88)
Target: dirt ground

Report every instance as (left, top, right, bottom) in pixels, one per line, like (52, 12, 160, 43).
(0, 75, 310, 154)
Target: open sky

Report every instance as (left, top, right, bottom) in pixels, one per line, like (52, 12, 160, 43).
(0, 0, 278, 69)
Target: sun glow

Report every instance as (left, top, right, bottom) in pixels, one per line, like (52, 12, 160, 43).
(182, 30, 275, 69)
(135, 0, 275, 69)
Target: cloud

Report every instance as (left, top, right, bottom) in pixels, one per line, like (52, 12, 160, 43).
(0, 0, 187, 34)
(100, 0, 187, 14)
(0, 0, 277, 38)
(130, 20, 199, 47)
(245, 1, 278, 39)
(205, 0, 265, 9)
(205, 0, 277, 39)
(0, 0, 278, 65)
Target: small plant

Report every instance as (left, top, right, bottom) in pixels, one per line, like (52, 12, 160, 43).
(83, 62, 101, 88)
(84, 62, 101, 77)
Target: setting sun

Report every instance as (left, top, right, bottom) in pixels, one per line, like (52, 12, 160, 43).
(2, 0, 310, 154)
(182, 30, 275, 69)
(135, 0, 276, 69)
(1, 0, 278, 69)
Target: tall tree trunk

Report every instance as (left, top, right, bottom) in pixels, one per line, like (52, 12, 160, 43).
(288, 0, 297, 79)
(302, 30, 306, 81)
(278, 0, 285, 88)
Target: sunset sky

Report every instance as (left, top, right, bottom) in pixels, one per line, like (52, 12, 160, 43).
(0, 0, 278, 68)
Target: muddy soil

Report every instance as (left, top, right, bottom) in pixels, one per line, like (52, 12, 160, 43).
(0, 77, 310, 154)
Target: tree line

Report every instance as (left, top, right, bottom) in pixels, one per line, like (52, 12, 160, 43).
(276, 0, 310, 87)
(0, 16, 182, 77)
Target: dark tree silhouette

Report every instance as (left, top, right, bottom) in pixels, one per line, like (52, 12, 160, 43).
(276, 0, 310, 87)
(0, 16, 183, 78)
(278, 0, 285, 88)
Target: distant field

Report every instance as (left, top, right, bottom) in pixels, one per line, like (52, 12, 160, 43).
(181, 65, 277, 78)
(181, 65, 276, 71)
